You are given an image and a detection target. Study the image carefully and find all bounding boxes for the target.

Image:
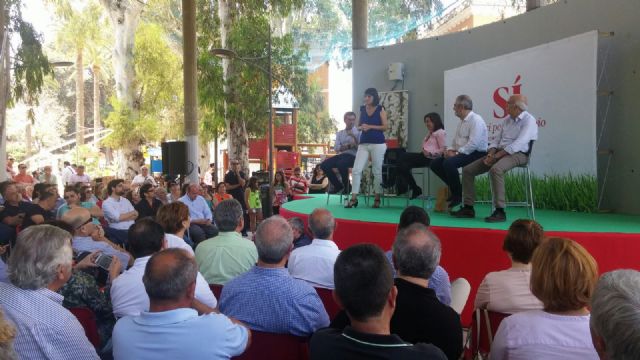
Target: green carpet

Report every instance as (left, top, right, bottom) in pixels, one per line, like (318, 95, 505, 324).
(282, 194, 640, 234)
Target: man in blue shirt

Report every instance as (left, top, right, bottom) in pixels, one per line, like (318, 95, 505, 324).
(113, 248, 250, 359)
(179, 183, 218, 244)
(219, 216, 329, 336)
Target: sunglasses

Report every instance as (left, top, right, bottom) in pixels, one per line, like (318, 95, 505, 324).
(76, 218, 93, 230)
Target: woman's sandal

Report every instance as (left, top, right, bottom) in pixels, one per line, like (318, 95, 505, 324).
(372, 198, 381, 208)
(345, 198, 359, 208)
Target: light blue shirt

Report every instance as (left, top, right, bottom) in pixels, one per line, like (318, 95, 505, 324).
(385, 250, 452, 305)
(72, 235, 131, 268)
(219, 266, 329, 336)
(0, 282, 99, 359)
(489, 110, 538, 154)
(112, 308, 248, 360)
(179, 194, 213, 222)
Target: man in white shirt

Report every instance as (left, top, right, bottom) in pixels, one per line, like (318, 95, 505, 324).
(102, 179, 138, 245)
(453, 95, 538, 222)
(69, 165, 91, 185)
(131, 166, 158, 186)
(179, 183, 218, 244)
(110, 218, 217, 318)
(61, 161, 76, 185)
(430, 94, 488, 210)
(320, 112, 361, 194)
(288, 208, 340, 289)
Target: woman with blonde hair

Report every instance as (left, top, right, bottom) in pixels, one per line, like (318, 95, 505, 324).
(490, 237, 599, 359)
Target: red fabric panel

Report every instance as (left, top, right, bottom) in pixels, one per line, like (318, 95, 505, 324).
(232, 331, 308, 360)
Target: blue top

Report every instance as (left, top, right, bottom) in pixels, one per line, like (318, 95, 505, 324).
(179, 194, 213, 221)
(385, 250, 452, 305)
(359, 105, 386, 144)
(112, 308, 248, 360)
(219, 266, 330, 336)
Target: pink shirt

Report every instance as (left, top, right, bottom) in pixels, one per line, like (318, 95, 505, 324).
(422, 129, 446, 158)
(474, 266, 543, 314)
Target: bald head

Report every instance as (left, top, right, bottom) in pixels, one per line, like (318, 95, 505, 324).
(62, 207, 93, 235)
(309, 208, 336, 240)
(392, 223, 441, 279)
(143, 248, 198, 304)
(255, 216, 293, 265)
(508, 94, 528, 112)
(187, 184, 200, 200)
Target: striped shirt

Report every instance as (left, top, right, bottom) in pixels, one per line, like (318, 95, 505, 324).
(0, 282, 99, 359)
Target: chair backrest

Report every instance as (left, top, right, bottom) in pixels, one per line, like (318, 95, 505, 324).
(524, 140, 535, 157)
(469, 308, 510, 358)
(68, 307, 101, 348)
(450, 277, 471, 315)
(209, 284, 223, 299)
(383, 147, 406, 165)
(314, 287, 342, 320)
(232, 331, 309, 360)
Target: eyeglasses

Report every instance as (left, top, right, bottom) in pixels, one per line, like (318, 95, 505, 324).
(76, 218, 93, 230)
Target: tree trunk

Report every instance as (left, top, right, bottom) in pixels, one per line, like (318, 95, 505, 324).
(92, 63, 100, 147)
(217, 0, 249, 171)
(100, 0, 143, 178)
(0, 1, 9, 181)
(75, 50, 85, 147)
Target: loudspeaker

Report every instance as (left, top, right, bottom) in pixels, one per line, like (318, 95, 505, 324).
(161, 141, 187, 175)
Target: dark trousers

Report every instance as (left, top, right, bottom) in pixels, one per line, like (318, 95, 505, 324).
(320, 153, 355, 192)
(430, 151, 486, 199)
(189, 223, 219, 244)
(105, 227, 129, 246)
(397, 152, 433, 191)
(0, 224, 16, 247)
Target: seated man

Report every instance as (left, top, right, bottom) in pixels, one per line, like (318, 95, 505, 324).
(113, 248, 250, 359)
(219, 216, 329, 336)
(21, 191, 57, 229)
(320, 111, 360, 194)
(110, 218, 217, 318)
(590, 270, 640, 360)
(288, 217, 311, 249)
(452, 94, 538, 222)
(102, 179, 138, 245)
(288, 208, 340, 289)
(179, 184, 218, 244)
(62, 207, 132, 268)
(69, 165, 91, 185)
(0, 181, 29, 246)
(311, 243, 446, 360)
(430, 95, 487, 210)
(195, 199, 258, 285)
(0, 225, 99, 359)
(131, 165, 157, 186)
(288, 167, 309, 195)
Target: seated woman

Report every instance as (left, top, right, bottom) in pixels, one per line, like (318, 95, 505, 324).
(134, 183, 163, 219)
(57, 186, 103, 224)
(156, 201, 195, 252)
(474, 219, 544, 314)
(396, 112, 446, 199)
(308, 165, 329, 194)
(212, 182, 232, 208)
(490, 237, 599, 360)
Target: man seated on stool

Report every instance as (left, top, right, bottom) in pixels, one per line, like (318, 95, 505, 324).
(320, 111, 361, 194)
(179, 184, 218, 244)
(430, 95, 487, 210)
(451, 94, 537, 222)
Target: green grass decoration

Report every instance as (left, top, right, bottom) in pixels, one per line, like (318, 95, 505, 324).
(474, 173, 597, 213)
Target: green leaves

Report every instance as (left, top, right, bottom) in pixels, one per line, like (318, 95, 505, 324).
(11, 17, 52, 107)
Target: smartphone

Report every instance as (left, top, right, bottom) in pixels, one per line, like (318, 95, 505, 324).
(94, 254, 113, 271)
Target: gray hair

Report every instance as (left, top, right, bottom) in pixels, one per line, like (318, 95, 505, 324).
(590, 270, 640, 360)
(287, 217, 305, 233)
(143, 248, 198, 301)
(455, 95, 473, 110)
(214, 199, 243, 232)
(392, 223, 441, 279)
(8, 225, 73, 289)
(255, 216, 293, 264)
(309, 208, 335, 240)
(514, 99, 528, 111)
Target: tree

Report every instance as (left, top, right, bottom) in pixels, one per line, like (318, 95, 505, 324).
(55, 1, 107, 147)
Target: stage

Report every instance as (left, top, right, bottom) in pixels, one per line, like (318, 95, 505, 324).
(280, 194, 640, 323)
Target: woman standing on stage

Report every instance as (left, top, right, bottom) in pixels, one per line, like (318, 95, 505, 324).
(346, 87, 388, 208)
(396, 112, 446, 200)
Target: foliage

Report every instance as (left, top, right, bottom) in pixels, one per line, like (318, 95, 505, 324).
(297, 80, 336, 144)
(55, 2, 106, 56)
(474, 173, 598, 213)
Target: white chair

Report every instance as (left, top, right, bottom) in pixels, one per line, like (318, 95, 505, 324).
(450, 277, 471, 315)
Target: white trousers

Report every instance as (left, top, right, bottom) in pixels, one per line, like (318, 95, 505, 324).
(351, 143, 387, 195)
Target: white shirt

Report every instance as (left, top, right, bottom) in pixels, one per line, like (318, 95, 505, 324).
(69, 173, 91, 184)
(287, 239, 340, 289)
(61, 166, 76, 185)
(474, 266, 543, 314)
(489, 111, 538, 154)
(111, 256, 216, 318)
(102, 196, 136, 230)
(165, 233, 194, 256)
(131, 174, 157, 186)
(490, 310, 598, 360)
(451, 111, 488, 154)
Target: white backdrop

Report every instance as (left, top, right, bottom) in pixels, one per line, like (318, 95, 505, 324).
(444, 31, 598, 175)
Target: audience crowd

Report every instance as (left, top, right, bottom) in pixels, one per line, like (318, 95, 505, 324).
(0, 159, 638, 360)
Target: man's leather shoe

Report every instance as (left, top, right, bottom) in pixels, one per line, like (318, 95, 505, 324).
(448, 197, 461, 209)
(451, 206, 475, 218)
(485, 209, 507, 223)
(410, 187, 422, 200)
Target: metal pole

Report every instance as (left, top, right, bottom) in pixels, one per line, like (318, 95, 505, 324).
(267, 16, 274, 214)
(183, 0, 199, 184)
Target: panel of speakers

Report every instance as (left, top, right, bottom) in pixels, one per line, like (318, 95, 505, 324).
(161, 141, 187, 175)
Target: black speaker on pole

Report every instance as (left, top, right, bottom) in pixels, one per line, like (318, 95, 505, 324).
(161, 141, 187, 175)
